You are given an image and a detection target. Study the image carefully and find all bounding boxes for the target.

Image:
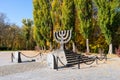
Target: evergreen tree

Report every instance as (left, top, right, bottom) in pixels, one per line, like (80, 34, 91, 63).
(62, 0, 76, 51)
(51, 0, 62, 31)
(93, 0, 119, 54)
(62, 0, 75, 30)
(33, 0, 52, 50)
(74, 0, 93, 53)
(22, 19, 33, 49)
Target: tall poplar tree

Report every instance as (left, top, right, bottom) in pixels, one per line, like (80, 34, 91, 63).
(62, 0, 76, 51)
(93, 0, 119, 54)
(33, 0, 52, 50)
(22, 19, 33, 50)
(51, 0, 62, 31)
(74, 0, 93, 53)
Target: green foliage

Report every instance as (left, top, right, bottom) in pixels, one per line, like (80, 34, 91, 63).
(61, 0, 76, 49)
(22, 19, 33, 40)
(50, 0, 62, 30)
(74, 0, 92, 39)
(0, 17, 27, 50)
(90, 34, 108, 53)
(112, 12, 120, 49)
(33, 0, 52, 49)
(32, 0, 120, 52)
(93, 0, 119, 44)
(22, 19, 34, 50)
(62, 0, 75, 30)
(74, 0, 93, 53)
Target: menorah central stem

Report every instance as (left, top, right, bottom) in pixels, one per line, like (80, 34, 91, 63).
(60, 43, 64, 50)
(60, 35, 64, 50)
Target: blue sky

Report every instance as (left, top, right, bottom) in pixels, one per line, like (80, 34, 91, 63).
(0, 0, 33, 27)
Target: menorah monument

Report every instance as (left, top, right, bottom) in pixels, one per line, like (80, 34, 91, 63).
(47, 30, 72, 69)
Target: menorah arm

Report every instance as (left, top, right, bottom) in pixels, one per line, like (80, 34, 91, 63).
(54, 32, 61, 43)
(62, 30, 67, 37)
(54, 30, 72, 50)
(63, 30, 72, 43)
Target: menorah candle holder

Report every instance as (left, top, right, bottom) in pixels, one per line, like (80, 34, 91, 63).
(54, 30, 72, 50)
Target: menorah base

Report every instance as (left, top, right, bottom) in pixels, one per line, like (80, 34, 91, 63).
(47, 49, 67, 69)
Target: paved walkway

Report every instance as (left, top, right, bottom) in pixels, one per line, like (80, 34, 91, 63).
(0, 51, 120, 80)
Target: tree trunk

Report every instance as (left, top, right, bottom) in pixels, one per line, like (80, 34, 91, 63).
(86, 39, 90, 53)
(108, 43, 113, 54)
(44, 46, 46, 50)
(72, 42, 76, 52)
(50, 42, 52, 51)
(26, 41, 28, 50)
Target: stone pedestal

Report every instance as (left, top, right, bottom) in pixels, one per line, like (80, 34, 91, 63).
(12, 51, 21, 63)
(47, 53, 57, 69)
(53, 50, 67, 66)
(47, 50, 67, 69)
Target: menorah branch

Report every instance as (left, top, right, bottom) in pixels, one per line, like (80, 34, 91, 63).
(54, 30, 72, 50)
